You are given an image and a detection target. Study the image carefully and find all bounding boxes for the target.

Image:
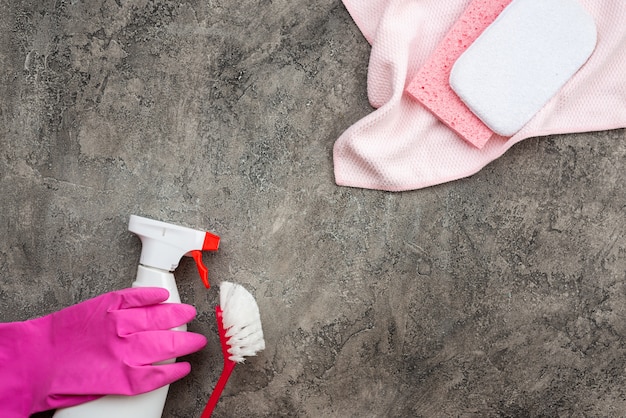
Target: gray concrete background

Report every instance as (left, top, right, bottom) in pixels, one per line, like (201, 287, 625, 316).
(1, 0, 625, 417)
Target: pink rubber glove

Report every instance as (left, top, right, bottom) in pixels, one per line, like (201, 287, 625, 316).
(0, 287, 207, 417)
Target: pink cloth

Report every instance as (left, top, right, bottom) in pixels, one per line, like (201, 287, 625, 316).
(0, 288, 207, 417)
(334, 0, 626, 191)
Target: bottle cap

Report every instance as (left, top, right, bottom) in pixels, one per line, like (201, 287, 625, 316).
(129, 215, 220, 288)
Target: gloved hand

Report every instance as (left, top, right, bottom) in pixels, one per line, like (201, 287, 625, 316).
(0, 287, 207, 417)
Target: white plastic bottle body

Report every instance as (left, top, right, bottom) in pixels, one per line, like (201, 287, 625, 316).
(53, 265, 181, 418)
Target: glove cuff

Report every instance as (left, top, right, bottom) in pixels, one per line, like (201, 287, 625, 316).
(0, 319, 51, 415)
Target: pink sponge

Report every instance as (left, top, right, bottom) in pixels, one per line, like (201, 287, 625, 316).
(406, 0, 511, 149)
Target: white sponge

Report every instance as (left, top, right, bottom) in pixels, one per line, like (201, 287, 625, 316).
(449, 0, 597, 137)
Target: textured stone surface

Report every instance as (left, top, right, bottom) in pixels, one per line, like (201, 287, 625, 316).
(1, 1, 625, 417)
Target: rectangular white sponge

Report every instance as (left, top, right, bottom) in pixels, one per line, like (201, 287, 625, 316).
(449, 0, 597, 137)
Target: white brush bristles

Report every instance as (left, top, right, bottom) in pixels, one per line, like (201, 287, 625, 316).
(219, 281, 266, 363)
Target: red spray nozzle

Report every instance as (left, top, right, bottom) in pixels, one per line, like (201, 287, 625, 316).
(190, 232, 221, 288)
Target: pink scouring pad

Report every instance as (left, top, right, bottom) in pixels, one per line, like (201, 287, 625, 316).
(405, 0, 511, 149)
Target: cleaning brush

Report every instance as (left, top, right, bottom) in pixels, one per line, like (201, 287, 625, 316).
(200, 281, 265, 417)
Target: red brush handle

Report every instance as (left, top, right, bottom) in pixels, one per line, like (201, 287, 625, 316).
(201, 359, 235, 417)
(201, 306, 238, 418)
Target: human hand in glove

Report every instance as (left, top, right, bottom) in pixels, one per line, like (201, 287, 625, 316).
(0, 287, 207, 417)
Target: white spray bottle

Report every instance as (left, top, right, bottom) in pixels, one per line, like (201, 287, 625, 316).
(53, 215, 220, 418)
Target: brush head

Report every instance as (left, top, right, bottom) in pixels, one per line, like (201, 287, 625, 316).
(219, 281, 266, 363)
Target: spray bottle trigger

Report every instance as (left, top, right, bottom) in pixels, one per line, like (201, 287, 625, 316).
(190, 250, 210, 288)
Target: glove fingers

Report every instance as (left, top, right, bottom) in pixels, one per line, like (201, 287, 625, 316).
(124, 362, 192, 395)
(126, 330, 207, 365)
(115, 303, 197, 335)
(44, 393, 102, 412)
(114, 287, 170, 310)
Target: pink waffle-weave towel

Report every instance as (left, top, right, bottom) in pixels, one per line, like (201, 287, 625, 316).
(334, 0, 626, 191)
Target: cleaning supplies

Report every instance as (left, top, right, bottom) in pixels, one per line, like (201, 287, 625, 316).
(405, 0, 511, 148)
(0, 287, 206, 418)
(333, 0, 626, 191)
(53, 215, 220, 418)
(201, 281, 265, 418)
(449, 0, 597, 136)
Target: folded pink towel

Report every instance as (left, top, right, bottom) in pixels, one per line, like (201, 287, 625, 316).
(334, 0, 626, 191)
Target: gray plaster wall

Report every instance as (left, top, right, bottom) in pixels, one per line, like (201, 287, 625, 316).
(1, 1, 625, 417)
